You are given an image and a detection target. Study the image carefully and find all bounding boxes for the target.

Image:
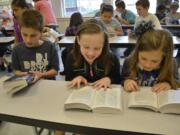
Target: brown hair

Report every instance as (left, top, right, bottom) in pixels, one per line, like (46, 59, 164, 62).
(20, 9, 44, 32)
(136, 0, 150, 9)
(128, 29, 180, 89)
(71, 20, 113, 75)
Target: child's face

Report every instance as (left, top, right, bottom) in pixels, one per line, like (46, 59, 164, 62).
(116, 7, 124, 13)
(21, 27, 42, 48)
(77, 32, 104, 65)
(136, 5, 148, 17)
(12, 5, 26, 20)
(138, 50, 163, 71)
(101, 11, 113, 22)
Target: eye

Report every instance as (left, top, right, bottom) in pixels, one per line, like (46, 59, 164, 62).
(94, 48, 101, 51)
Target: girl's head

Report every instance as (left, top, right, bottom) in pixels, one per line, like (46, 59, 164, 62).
(11, 0, 30, 20)
(129, 29, 180, 88)
(69, 12, 83, 27)
(136, 0, 149, 17)
(72, 20, 112, 74)
(100, 4, 114, 22)
(75, 21, 109, 64)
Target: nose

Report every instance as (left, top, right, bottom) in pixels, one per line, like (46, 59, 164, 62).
(144, 61, 152, 69)
(26, 37, 32, 44)
(87, 49, 95, 57)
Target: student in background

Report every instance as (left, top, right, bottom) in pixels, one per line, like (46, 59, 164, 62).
(33, 0, 58, 30)
(97, 4, 124, 36)
(115, 0, 136, 25)
(65, 12, 83, 36)
(166, 1, 180, 25)
(94, 3, 106, 17)
(122, 29, 180, 92)
(65, 21, 121, 88)
(12, 9, 59, 82)
(155, 4, 167, 24)
(60, 12, 83, 75)
(134, 0, 161, 29)
(11, 0, 30, 44)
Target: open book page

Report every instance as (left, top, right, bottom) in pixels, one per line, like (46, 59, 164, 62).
(64, 86, 96, 111)
(128, 87, 158, 111)
(158, 89, 180, 114)
(92, 88, 122, 113)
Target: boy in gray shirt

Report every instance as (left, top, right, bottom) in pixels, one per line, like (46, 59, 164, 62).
(12, 9, 59, 82)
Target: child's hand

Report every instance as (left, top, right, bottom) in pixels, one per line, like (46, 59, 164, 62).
(92, 77, 111, 90)
(68, 76, 87, 88)
(28, 71, 43, 83)
(124, 79, 139, 92)
(152, 82, 171, 93)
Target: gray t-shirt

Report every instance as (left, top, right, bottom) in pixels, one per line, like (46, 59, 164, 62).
(12, 41, 59, 75)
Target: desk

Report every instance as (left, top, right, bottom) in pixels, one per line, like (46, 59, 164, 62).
(58, 36, 180, 48)
(0, 79, 180, 135)
(0, 36, 15, 46)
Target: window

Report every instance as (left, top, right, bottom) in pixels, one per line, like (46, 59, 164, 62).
(113, 0, 157, 15)
(61, 0, 103, 17)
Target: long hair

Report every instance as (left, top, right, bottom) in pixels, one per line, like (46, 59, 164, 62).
(71, 20, 112, 75)
(69, 12, 83, 27)
(128, 29, 180, 89)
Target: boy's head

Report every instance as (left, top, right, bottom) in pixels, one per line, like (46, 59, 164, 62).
(100, 4, 114, 22)
(115, 0, 125, 13)
(156, 4, 166, 14)
(136, 0, 149, 17)
(170, 1, 179, 13)
(20, 9, 44, 47)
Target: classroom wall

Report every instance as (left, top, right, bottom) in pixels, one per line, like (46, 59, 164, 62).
(57, 17, 91, 33)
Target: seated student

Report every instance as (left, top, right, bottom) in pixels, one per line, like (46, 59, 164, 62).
(121, 28, 180, 92)
(11, 0, 31, 45)
(60, 12, 83, 75)
(125, 0, 162, 57)
(114, 0, 136, 25)
(12, 9, 59, 82)
(65, 21, 121, 88)
(33, 0, 58, 30)
(155, 4, 167, 25)
(96, 4, 124, 36)
(166, 1, 180, 25)
(94, 3, 106, 17)
(134, 0, 161, 30)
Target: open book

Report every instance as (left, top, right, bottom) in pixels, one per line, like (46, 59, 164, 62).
(128, 87, 180, 114)
(3, 74, 34, 95)
(64, 86, 122, 114)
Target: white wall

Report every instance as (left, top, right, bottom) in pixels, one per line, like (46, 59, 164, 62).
(57, 17, 91, 33)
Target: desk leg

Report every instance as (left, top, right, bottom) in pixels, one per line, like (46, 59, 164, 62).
(33, 127, 54, 135)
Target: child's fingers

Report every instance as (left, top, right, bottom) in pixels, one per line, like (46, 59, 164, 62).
(82, 78, 88, 85)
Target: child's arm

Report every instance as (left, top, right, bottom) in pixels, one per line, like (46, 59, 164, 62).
(115, 28, 124, 36)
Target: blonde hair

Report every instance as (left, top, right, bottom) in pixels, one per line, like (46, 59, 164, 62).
(128, 29, 180, 89)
